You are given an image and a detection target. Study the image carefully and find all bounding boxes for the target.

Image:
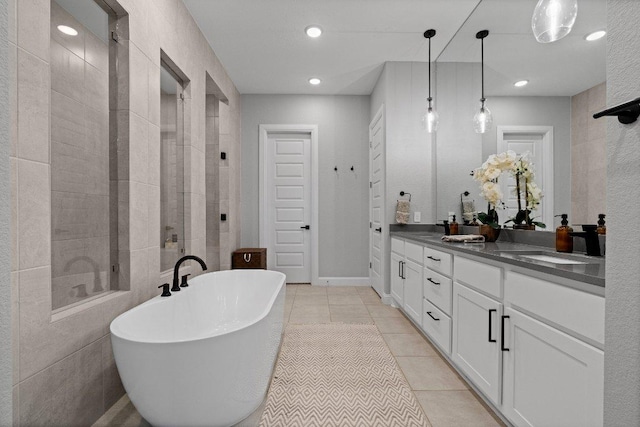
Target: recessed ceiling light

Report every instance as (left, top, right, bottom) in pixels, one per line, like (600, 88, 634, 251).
(585, 30, 606, 41)
(305, 25, 322, 38)
(57, 25, 78, 36)
(514, 80, 529, 87)
(308, 78, 321, 85)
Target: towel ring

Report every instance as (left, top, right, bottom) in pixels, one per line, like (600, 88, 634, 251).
(399, 191, 412, 202)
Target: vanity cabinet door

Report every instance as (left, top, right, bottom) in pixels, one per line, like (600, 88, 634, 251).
(403, 259, 423, 324)
(452, 282, 502, 405)
(391, 252, 404, 305)
(502, 308, 604, 427)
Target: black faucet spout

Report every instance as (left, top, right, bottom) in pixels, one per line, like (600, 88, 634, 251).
(173, 255, 208, 291)
(569, 225, 601, 256)
(436, 221, 450, 236)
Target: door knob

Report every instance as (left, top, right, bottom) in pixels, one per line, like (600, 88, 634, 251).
(375, 227, 382, 232)
(300, 225, 310, 230)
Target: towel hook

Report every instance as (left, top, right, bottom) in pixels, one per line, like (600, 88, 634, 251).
(399, 191, 412, 202)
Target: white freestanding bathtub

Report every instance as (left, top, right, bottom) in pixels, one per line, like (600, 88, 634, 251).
(110, 269, 286, 427)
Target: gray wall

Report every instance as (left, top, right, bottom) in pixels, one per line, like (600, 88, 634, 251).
(435, 62, 482, 222)
(481, 96, 571, 228)
(571, 83, 607, 225)
(0, 0, 12, 423)
(604, 0, 640, 425)
(241, 94, 370, 278)
(383, 62, 437, 226)
(369, 61, 439, 296)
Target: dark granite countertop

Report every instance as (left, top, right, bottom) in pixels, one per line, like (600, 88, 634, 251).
(390, 230, 605, 288)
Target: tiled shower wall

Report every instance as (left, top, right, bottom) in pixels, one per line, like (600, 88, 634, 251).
(571, 82, 606, 224)
(9, 0, 241, 425)
(206, 93, 221, 271)
(50, 2, 113, 310)
(160, 92, 180, 271)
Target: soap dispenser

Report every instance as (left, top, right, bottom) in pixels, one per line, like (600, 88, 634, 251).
(597, 214, 606, 235)
(450, 215, 459, 235)
(555, 214, 573, 253)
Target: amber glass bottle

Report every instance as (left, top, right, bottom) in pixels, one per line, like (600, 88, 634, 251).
(597, 214, 606, 235)
(556, 214, 573, 253)
(450, 215, 459, 235)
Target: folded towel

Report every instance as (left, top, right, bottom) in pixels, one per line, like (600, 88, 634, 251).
(396, 211, 410, 225)
(461, 200, 476, 223)
(441, 234, 485, 243)
(396, 200, 410, 213)
(395, 200, 411, 224)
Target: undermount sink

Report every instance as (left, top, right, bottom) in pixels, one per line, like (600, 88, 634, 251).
(494, 250, 600, 265)
(518, 254, 588, 265)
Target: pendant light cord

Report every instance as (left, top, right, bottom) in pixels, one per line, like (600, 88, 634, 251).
(428, 36, 432, 100)
(481, 36, 484, 101)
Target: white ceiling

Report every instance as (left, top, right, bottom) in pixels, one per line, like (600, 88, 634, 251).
(183, 0, 606, 97)
(183, 0, 481, 95)
(437, 0, 606, 97)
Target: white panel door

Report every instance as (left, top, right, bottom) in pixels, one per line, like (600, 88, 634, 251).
(497, 127, 553, 227)
(502, 308, 604, 427)
(369, 107, 385, 296)
(267, 133, 311, 283)
(452, 282, 503, 405)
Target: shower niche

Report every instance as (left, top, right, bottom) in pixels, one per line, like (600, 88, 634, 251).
(50, 0, 128, 310)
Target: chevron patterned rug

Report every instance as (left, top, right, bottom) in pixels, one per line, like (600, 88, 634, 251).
(259, 323, 429, 426)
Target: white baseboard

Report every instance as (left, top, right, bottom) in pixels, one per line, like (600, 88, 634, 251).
(315, 277, 370, 286)
(381, 293, 395, 305)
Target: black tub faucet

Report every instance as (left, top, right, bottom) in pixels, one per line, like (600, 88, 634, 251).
(570, 224, 602, 256)
(172, 255, 208, 291)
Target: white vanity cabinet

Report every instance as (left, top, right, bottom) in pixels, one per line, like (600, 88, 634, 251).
(389, 235, 605, 427)
(389, 237, 423, 324)
(422, 246, 454, 354)
(402, 258, 423, 324)
(390, 249, 404, 304)
(502, 308, 604, 427)
(452, 255, 504, 405)
(502, 271, 605, 427)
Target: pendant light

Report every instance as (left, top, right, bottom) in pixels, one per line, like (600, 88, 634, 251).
(421, 29, 438, 133)
(531, 0, 578, 43)
(473, 30, 492, 134)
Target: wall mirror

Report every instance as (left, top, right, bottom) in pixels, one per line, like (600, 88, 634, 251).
(434, 0, 606, 229)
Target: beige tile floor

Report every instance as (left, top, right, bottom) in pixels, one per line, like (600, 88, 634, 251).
(93, 285, 505, 427)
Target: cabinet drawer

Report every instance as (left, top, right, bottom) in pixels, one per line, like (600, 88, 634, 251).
(423, 268, 453, 315)
(391, 237, 404, 255)
(405, 241, 423, 264)
(423, 299, 452, 355)
(424, 246, 452, 276)
(454, 256, 502, 298)
(505, 271, 605, 345)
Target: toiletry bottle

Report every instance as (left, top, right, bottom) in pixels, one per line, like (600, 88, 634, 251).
(555, 214, 573, 253)
(450, 215, 459, 235)
(597, 214, 606, 235)
(470, 214, 479, 226)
